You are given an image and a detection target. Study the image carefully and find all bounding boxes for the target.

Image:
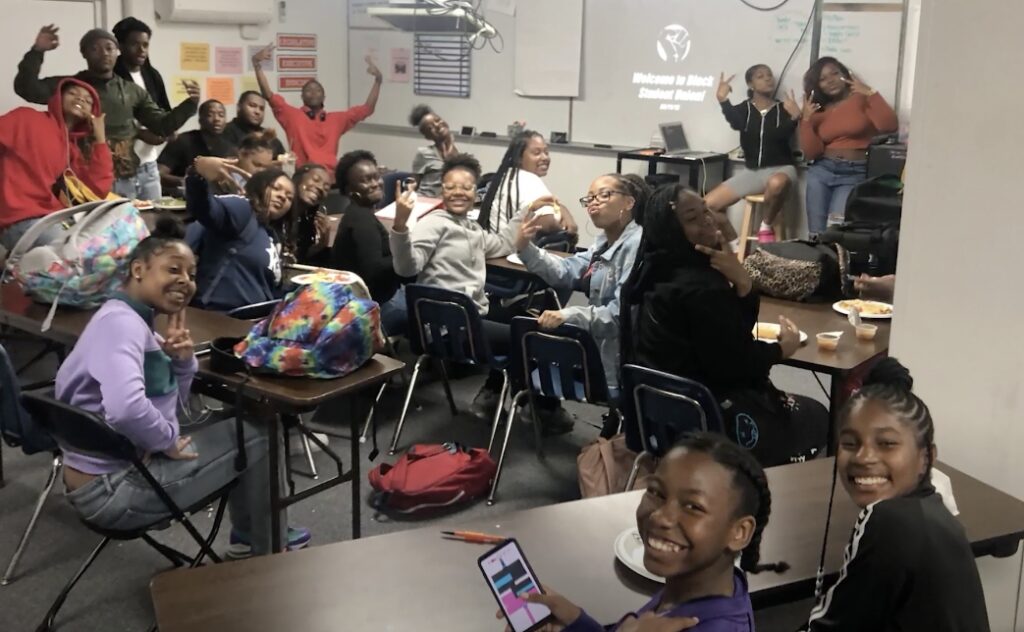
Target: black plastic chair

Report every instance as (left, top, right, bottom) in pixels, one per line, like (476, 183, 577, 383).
(19, 389, 239, 632)
(0, 343, 59, 586)
(226, 299, 282, 321)
(381, 170, 414, 208)
(619, 364, 725, 490)
(389, 284, 509, 455)
(488, 317, 609, 504)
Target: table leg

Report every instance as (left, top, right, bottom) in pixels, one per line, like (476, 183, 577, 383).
(350, 395, 361, 540)
(268, 412, 283, 553)
(827, 372, 843, 456)
(647, 159, 656, 178)
(615, 155, 623, 174)
(688, 162, 699, 190)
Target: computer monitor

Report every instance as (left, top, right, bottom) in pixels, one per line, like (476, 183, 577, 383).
(659, 122, 689, 153)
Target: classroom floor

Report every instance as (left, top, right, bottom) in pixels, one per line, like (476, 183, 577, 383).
(1, 337, 821, 632)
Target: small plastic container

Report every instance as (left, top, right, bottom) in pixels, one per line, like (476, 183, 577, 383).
(816, 333, 841, 351)
(855, 324, 878, 341)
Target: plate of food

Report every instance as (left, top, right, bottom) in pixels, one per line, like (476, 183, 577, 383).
(154, 197, 187, 212)
(291, 270, 357, 285)
(753, 322, 808, 344)
(506, 253, 524, 266)
(132, 199, 155, 211)
(832, 299, 893, 319)
(613, 527, 664, 584)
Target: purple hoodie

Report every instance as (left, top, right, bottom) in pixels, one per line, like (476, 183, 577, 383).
(563, 569, 754, 632)
(55, 297, 196, 475)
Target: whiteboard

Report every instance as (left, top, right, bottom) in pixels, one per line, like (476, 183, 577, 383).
(347, 0, 904, 149)
(0, 1, 97, 115)
(347, 10, 571, 136)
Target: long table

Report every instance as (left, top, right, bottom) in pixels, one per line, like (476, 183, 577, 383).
(0, 282, 404, 550)
(149, 457, 1024, 631)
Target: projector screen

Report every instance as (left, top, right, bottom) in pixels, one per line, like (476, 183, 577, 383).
(570, 0, 901, 150)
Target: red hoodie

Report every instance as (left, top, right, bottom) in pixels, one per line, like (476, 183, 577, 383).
(0, 78, 113, 231)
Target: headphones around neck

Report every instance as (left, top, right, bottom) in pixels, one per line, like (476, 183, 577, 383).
(305, 108, 326, 122)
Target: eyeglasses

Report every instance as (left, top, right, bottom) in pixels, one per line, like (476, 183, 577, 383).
(579, 190, 627, 208)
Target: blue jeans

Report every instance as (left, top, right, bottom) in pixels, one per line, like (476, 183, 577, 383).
(113, 160, 162, 201)
(380, 286, 408, 337)
(0, 216, 65, 252)
(64, 419, 281, 555)
(805, 158, 868, 234)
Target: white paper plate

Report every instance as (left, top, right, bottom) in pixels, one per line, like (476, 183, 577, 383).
(753, 322, 808, 344)
(613, 527, 664, 584)
(154, 200, 187, 212)
(291, 271, 355, 285)
(506, 253, 524, 266)
(832, 300, 893, 320)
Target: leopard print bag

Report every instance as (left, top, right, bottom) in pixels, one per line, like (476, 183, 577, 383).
(742, 241, 840, 302)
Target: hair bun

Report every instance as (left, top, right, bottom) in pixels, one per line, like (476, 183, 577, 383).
(152, 214, 186, 240)
(864, 357, 914, 392)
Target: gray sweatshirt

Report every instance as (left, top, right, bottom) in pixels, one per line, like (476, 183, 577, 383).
(389, 210, 512, 314)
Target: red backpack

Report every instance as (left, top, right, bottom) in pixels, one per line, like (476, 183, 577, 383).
(368, 443, 497, 513)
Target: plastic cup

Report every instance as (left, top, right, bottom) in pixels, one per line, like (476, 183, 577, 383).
(816, 333, 840, 351)
(855, 324, 878, 341)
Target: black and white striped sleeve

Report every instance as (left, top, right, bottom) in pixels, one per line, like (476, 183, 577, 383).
(800, 502, 913, 631)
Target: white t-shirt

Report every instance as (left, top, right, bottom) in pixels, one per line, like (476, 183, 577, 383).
(129, 70, 165, 165)
(488, 169, 559, 233)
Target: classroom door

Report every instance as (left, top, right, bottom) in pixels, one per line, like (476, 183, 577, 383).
(0, 0, 99, 114)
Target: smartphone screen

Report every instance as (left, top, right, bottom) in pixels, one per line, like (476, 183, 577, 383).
(478, 539, 553, 632)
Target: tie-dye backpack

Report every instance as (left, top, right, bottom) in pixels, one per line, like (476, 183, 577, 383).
(233, 279, 384, 378)
(4, 199, 150, 331)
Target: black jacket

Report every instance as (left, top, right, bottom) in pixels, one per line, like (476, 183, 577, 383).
(113, 60, 170, 111)
(332, 203, 403, 303)
(719, 99, 796, 170)
(803, 482, 990, 632)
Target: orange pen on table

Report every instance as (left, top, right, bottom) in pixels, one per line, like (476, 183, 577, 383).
(441, 530, 507, 544)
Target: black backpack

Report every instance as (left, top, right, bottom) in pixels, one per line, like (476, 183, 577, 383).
(742, 240, 840, 302)
(821, 175, 902, 278)
(0, 344, 57, 455)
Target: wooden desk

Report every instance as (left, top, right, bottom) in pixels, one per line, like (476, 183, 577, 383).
(150, 458, 1024, 632)
(0, 283, 250, 349)
(193, 354, 405, 550)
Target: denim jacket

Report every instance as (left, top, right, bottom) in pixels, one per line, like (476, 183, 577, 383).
(518, 220, 642, 394)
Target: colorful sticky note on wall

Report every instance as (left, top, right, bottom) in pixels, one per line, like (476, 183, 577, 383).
(205, 77, 235, 104)
(180, 43, 210, 71)
(170, 75, 201, 102)
(215, 46, 244, 74)
(240, 76, 260, 94)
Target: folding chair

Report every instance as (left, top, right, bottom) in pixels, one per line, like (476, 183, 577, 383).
(228, 299, 318, 480)
(0, 343, 59, 586)
(620, 364, 725, 490)
(488, 317, 609, 504)
(389, 284, 509, 455)
(19, 390, 240, 632)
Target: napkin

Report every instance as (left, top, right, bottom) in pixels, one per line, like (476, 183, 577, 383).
(931, 467, 960, 516)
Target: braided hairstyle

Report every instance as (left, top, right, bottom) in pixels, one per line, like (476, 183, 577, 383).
(674, 432, 789, 574)
(839, 358, 935, 477)
(601, 173, 651, 224)
(477, 130, 543, 233)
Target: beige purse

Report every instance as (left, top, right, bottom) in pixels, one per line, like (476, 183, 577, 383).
(577, 434, 654, 498)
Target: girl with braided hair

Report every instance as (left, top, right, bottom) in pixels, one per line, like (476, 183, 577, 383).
(802, 358, 989, 631)
(619, 184, 827, 467)
(478, 130, 578, 250)
(507, 432, 785, 631)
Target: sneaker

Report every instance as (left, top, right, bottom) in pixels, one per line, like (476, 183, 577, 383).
(469, 385, 501, 421)
(226, 526, 312, 559)
(757, 227, 777, 243)
(536, 406, 575, 436)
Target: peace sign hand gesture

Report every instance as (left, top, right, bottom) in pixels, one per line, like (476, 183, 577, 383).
(161, 311, 194, 362)
(716, 72, 735, 102)
(193, 157, 250, 193)
(844, 73, 874, 96)
(801, 90, 821, 119)
(783, 89, 801, 119)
